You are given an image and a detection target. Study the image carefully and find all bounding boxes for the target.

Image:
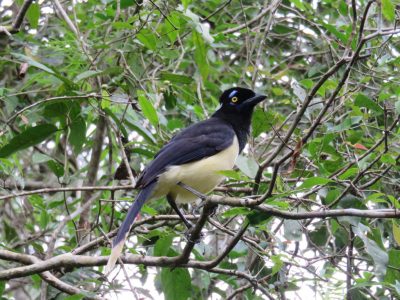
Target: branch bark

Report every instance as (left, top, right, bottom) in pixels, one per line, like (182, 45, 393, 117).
(0, 205, 398, 280)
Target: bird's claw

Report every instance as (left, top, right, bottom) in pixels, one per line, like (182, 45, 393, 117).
(192, 202, 204, 215)
(184, 227, 203, 244)
(193, 201, 217, 216)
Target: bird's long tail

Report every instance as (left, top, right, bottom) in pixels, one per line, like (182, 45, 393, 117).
(105, 182, 156, 273)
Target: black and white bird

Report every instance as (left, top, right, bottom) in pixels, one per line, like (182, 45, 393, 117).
(106, 87, 266, 272)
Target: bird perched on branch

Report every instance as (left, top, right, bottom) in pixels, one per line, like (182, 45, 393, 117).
(106, 87, 266, 272)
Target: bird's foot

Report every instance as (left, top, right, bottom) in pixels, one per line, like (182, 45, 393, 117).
(193, 201, 217, 215)
(192, 205, 201, 215)
(184, 227, 203, 244)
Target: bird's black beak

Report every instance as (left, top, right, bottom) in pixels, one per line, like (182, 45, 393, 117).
(245, 93, 267, 108)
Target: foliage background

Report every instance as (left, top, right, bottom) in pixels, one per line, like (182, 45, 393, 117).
(0, 0, 400, 299)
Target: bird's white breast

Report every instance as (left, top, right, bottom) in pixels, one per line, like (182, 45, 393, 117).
(151, 136, 239, 204)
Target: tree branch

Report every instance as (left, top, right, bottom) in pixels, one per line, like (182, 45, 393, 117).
(0, 185, 135, 201)
(78, 116, 106, 243)
(8, 0, 34, 34)
(0, 205, 398, 281)
(222, 1, 280, 35)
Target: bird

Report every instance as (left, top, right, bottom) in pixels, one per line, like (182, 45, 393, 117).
(105, 87, 266, 272)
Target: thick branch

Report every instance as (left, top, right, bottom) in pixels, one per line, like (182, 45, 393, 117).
(0, 203, 397, 281)
(0, 250, 253, 282)
(0, 251, 105, 299)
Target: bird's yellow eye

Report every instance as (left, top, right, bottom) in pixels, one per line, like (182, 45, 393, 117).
(231, 96, 238, 103)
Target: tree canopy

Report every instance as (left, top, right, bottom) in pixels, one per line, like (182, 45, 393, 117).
(0, 0, 399, 299)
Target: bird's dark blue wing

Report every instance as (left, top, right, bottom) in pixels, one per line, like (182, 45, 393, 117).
(136, 117, 235, 188)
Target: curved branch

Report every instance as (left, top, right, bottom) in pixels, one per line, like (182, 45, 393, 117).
(0, 250, 254, 282)
(0, 250, 105, 300)
(208, 195, 400, 219)
(7, 94, 101, 124)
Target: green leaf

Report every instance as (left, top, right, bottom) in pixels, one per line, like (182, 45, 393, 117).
(12, 53, 55, 75)
(120, 0, 136, 9)
(11, 53, 74, 87)
(271, 255, 284, 275)
(39, 209, 49, 228)
(103, 107, 129, 139)
(101, 89, 111, 109)
(32, 153, 52, 164)
(381, 153, 396, 165)
(236, 155, 258, 178)
(137, 29, 157, 51)
(393, 221, 400, 247)
(338, 1, 348, 16)
(167, 118, 182, 129)
(141, 205, 158, 216)
(299, 79, 314, 89)
(223, 207, 250, 218)
(160, 72, 193, 84)
(161, 267, 191, 300)
(0, 281, 5, 296)
(30, 194, 45, 209)
(47, 160, 64, 178)
(48, 199, 65, 209)
(182, 0, 191, 9)
(43, 102, 68, 119)
(385, 250, 400, 284)
(300, 177, 332, 189)
(125, 120, 156, 144)
(26, 3, 40, 29)
(382, 0, 395, 22)
(284, 219, 302, 241)
(354, 93, 383, 114)
(395, 100, 400, 115)
(309, 225, 329, 246)
(69, 116, 86, 154)
(252, 109, 276, 137)
(192, 31, 208, 80)
(137, 90, 159, 126)
(163, 13, 180, 43)
(353, 224, 388, 279)
(154, 234, 173, 257)
(3, 220, 17, 242)
(74, 70, 103, 83)
(289, 0, 306, 10)
(322, 23, 347, 43)
(330, 116, 362, 132)
(0, 124, 58, 158)
(247, 210, 271, 225)
(338, 167, 359, 180)
(271, 87, 284, 96)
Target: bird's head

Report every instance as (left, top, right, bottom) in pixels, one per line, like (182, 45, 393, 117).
(218, 87, 266, 113)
